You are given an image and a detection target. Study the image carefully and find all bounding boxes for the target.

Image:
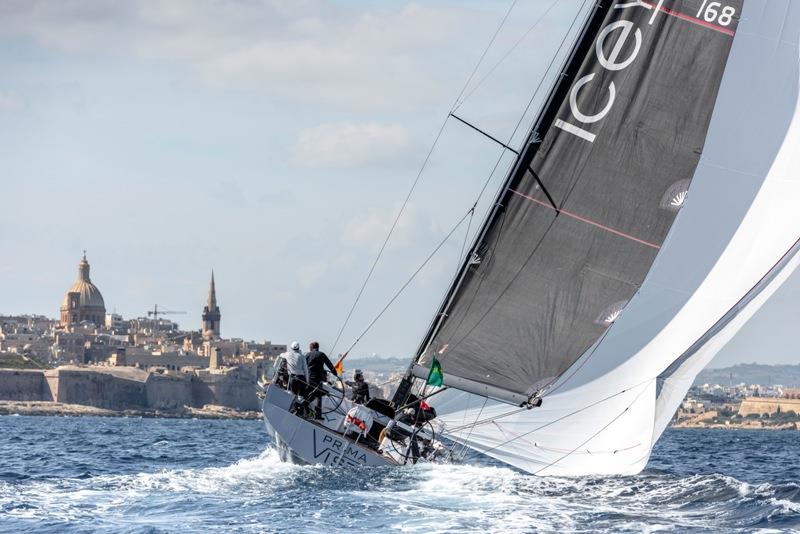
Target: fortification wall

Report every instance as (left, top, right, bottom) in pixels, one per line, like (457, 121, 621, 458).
(190, 379, 215, 408)
(192, 373, 259, 411)
(46, 369, 148, 410)
(0, 366, 258, 412)
(738, 397, 800, 416)
(0, 370, 50, 401)
(146, 373, 193, 410)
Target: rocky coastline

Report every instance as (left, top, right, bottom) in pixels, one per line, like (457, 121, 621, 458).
(0, 400, 261, 420)
(671, 419, 798, 430)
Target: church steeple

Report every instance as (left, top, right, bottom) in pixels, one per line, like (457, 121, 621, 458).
(207, 270, 217, 309)
(202, 270, 221, 339)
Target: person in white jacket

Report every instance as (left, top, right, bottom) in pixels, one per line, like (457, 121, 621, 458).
(273, 341, 309, 396)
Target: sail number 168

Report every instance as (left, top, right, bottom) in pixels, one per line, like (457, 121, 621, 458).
(696, 1, 736, 26)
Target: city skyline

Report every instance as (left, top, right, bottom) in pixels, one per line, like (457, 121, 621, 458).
(2, 1, 798, 368)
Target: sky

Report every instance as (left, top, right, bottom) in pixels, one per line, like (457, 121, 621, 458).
(0, 0, 797, 369)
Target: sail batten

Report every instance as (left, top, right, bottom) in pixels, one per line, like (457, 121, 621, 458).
(416, 0, 742, 399)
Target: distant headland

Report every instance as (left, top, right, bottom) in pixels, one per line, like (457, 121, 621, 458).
(676, 363, 800, 430)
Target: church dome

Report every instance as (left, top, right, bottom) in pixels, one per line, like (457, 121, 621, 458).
(61, 279, 105, 309)
(60, 253, 106, 327)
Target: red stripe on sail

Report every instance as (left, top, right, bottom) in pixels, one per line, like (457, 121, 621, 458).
(509, 188, 662, 250)
(641, 1, 736, 36)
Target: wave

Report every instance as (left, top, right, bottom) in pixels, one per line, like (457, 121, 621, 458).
(1, 447, 799, 533)
(359, 463, 800, 533)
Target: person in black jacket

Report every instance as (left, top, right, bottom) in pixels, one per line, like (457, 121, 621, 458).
(305, 341, 338, 419)
(345, 369, 371, 405)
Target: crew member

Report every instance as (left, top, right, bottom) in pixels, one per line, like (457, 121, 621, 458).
(305, 341, 338, 419)
(398, 394, 437, 426)
(274, 341, 309, 397)
(346, 369, 371, 405)
(274, 359, 289, 389)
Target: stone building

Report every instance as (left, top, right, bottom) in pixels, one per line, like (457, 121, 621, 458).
(201, 271, 221, 340)
(60, 253, 106, 327)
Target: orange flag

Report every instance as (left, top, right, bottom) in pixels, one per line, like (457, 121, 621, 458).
(334, 352, 346, 375)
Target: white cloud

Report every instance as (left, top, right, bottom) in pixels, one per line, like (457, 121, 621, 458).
(0, 1, 486, 111)
(342, 202, 428, 251)
(291, 122, 411, 169)
(297, 262, 327, 289)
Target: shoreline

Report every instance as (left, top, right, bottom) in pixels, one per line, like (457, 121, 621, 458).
(0, 401, 795, 430)
(671, 421, 798, 431)
(0, 401, 261, 420)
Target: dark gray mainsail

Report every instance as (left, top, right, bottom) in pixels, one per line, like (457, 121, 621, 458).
(414, 0, 743, 400)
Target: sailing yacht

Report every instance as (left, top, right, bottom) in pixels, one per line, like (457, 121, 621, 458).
(262, 0, 800, 476)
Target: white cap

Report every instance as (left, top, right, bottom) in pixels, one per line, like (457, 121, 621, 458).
(290, 341, 300, 350)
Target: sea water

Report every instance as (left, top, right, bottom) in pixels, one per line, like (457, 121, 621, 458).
(0, 416, 798, 533)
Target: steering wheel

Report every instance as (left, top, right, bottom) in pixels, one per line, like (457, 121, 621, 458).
(321, 373, 346, 416)
(386, 419, 437, 460)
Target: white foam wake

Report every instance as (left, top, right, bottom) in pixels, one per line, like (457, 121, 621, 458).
(2, 450, 798, 533)
(0, 447, 303, 527)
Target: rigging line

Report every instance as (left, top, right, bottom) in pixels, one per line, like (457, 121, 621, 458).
(447, 392, 474, 452)
(533, 441, 641, 455)
(491, 0, 591, 182)
(434, 144, 519, 353)
(493, 0, 592, 184)
(442, 404, 528, 434)
(452, 0, 519, 110)
(491, 421, 513, 442)
(454, 0, 566, 111)
(458, 209, 475, 272)
(460, 377, 654, 462)
(421, 0, 591, 356)
(329, 0, 518, 357)
(455, 396, 489, 461)
(329, 117, 449, 358)
(446, 398, 480, 456)
(340, 208, 475, 358)
(421, 123, 517, 356)
(532, 379, 653, 475)
(440, 210, 476, 360)
(512, 0, 592, 142)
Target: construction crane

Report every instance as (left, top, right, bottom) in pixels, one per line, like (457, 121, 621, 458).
(147, 304, 187, 333)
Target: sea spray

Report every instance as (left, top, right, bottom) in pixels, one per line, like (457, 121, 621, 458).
(1, 416, 799, 533)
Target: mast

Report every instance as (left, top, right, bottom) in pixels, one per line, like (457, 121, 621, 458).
(414, 1, 613, 365)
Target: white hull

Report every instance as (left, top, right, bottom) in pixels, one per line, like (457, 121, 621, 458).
(261, 385, 397, 467)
